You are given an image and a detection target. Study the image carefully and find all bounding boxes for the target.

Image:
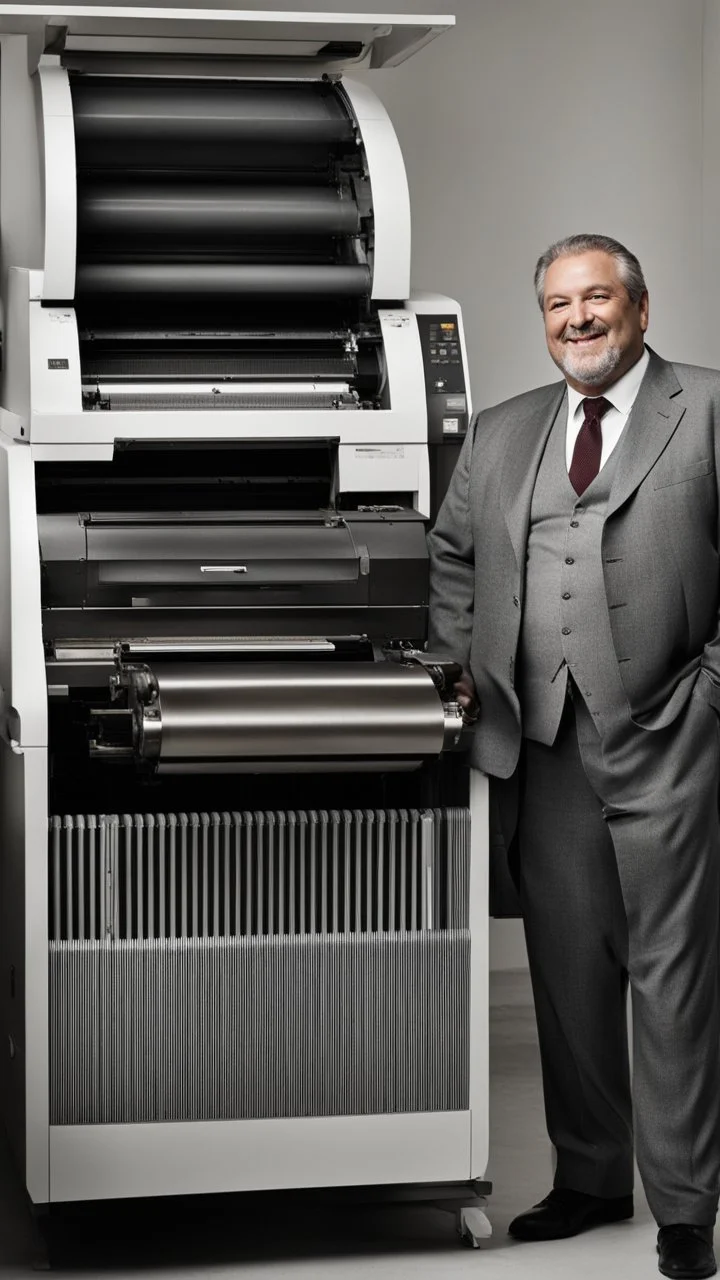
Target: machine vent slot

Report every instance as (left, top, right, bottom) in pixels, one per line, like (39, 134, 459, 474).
(83, 391, 356, 411)
(49, 809, 469, 941)
(49, 810, 471, 1125)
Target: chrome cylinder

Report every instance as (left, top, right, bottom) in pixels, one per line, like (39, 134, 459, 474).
(126, 661, 447, 772)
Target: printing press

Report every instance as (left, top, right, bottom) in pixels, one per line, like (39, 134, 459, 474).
(0, 6, 491, 1248)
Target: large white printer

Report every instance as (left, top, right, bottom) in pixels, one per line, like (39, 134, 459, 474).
(0, 5, 491, 1255)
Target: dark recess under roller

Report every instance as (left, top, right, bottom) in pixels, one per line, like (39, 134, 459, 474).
(81, 352, 357, 382)
(76, 317, 383, 403)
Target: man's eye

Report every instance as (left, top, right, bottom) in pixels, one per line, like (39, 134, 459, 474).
(550, 301, 567, 311)
(590, 294, 608, 301)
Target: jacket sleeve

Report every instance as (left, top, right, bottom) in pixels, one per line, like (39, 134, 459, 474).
(426, 413, 478, 670)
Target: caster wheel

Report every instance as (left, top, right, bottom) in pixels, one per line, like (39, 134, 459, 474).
(457, 1206, 492, 1248)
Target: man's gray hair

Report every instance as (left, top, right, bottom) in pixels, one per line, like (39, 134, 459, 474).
(534, 233, 647, 310)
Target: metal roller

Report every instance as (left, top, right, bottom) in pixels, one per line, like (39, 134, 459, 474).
(71, 77, 371, 306)
(125, 661, 454, 771)
(71, 78, 355, 146)
(76, 264, 371, 297)
(78, 185, 361, 240)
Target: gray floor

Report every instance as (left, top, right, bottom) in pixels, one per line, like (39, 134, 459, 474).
(0, 972, 676, 1277)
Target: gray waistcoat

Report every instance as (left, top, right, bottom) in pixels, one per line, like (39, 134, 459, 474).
(517, 407, 630, 744)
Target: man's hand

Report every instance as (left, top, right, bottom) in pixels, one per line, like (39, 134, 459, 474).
(455, 671, 480, 725)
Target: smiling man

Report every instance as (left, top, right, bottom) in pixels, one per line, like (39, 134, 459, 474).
(428, 233, 720, 1279)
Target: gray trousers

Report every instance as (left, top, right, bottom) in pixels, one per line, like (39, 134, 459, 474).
(516, 677, 720, 1225)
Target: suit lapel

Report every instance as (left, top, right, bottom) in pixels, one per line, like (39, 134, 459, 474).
(499, 350, 685, 562)
(606, 349, 685, 518)
(500, 382, 567, 568)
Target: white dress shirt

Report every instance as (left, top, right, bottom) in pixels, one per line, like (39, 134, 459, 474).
(565, 346, 650, 472)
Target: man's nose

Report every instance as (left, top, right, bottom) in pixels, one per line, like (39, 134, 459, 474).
(568, 299, 593, 329)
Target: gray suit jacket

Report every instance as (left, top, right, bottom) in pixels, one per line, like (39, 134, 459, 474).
(427, 347, 720, 781)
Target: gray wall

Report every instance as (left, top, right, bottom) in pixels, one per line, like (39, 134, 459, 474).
(38, 0, 718, 966)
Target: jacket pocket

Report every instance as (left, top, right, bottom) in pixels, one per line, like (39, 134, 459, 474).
(652, 458, 713, 489)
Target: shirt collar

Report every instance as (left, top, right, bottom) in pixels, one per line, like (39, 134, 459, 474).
(567, 346, 650, 420)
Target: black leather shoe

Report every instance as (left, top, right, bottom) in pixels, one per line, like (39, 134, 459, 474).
(657, 1225, 716, 1279)
(508, 1187, 634, 1241)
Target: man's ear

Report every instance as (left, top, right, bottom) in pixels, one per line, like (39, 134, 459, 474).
(639, 290, 649, 333)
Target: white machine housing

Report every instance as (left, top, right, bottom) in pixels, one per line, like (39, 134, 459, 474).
(0, 6, 489, 1244)
(1, 13, 472, 517)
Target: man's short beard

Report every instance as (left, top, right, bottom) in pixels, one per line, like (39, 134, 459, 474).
(558, 340, 622, 386)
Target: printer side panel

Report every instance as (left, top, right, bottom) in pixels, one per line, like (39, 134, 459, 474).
(0, 436, 50, 1203)
(407, 294, 473, 521)
(341, 78, 411, 302)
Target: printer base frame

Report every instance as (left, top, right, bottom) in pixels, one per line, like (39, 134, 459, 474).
(26, 1176, 493, 1269)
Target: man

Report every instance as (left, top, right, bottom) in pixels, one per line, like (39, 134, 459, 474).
(428, 233, 720, 1280)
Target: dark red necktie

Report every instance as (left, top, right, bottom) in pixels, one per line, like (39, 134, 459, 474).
(568, 396, 612, 496)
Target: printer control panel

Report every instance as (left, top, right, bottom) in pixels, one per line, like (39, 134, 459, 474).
(416, 314, 469, 443)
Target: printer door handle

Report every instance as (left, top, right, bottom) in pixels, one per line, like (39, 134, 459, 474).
(200, 566, 248, 574)
(95, 559, 360, 587)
